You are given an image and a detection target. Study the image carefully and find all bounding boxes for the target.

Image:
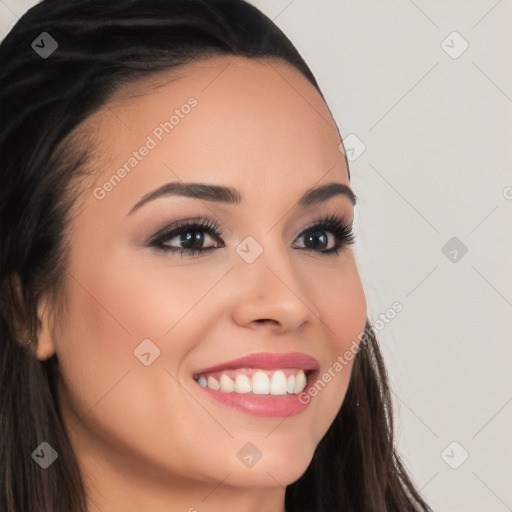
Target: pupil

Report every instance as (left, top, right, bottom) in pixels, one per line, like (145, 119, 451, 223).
(305, 230, 327, 249)
(181, 231, 203, 249)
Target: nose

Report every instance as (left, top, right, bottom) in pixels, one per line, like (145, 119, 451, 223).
(229, 240, 321, 333)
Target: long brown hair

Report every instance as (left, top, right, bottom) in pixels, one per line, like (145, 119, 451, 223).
(0, 1, 433, 510)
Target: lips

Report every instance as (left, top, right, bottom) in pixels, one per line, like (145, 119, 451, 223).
(192, 351, 320, 377)
(191, 351, 320, 418)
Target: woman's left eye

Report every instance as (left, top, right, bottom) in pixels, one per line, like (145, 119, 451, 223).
(149, 214, 355, 258)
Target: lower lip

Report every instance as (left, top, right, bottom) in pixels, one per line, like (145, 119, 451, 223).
(194, 371, 319, 418)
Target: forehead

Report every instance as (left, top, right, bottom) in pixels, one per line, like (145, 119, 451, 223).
(83, 55, 348, 205)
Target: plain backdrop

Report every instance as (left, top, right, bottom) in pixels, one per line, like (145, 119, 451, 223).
(1, 1, 511, 511)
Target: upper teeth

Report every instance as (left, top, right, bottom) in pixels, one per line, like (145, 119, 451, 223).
(195, 369, 308, 395)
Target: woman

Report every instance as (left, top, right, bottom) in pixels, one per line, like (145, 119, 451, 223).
(0, 1, 434, 511)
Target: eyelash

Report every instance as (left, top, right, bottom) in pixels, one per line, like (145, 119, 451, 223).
(149, 213, 356, 258)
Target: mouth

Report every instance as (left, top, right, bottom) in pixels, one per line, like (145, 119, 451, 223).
(192, 351, 319, 395)
(191, 352, 320, 417)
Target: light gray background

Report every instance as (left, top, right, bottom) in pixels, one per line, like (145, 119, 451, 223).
(1, 1, 511, 511)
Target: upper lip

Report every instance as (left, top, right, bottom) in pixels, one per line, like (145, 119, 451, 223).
(193, 352, 320, 376)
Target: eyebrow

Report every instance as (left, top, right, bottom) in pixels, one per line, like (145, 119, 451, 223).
(128, 181, 357, 215)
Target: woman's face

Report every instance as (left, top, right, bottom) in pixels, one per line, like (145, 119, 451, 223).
(37, 56, 367, 508)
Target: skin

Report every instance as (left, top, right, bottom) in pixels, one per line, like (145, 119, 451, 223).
(35, 56, 367, 512)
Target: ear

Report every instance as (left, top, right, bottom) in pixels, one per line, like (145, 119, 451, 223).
(5, 272, 57, 359)
(35, 293, 57, 361)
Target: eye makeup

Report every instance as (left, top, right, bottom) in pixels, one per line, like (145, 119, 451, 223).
(147, 212, 355, 258)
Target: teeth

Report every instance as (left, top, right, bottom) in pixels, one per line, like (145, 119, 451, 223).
(234, 374, 252, 393)
(293, 370, 307, 394)
(197, 369, 309, 395)
(219, 374, 235, 393)
(286, 374, 295, 394)
(252, 371, 270, 394)
(270, 370, 287, 395)
(207, 376, 220, 390)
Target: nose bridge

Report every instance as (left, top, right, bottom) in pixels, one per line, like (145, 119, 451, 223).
(230, 230, 320, 327)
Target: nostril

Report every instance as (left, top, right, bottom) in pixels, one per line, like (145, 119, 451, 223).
(254, 319, 278, 326)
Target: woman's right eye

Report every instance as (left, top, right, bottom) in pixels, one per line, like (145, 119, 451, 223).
(150, 218, 225, 257)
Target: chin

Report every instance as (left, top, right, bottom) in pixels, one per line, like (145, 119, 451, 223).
(221, 443, 316, 489)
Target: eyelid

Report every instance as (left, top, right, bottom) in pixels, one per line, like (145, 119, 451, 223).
(292, 212, 354, 238)
(148, 214, 224, 243)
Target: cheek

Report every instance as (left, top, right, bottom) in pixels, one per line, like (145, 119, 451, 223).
(90, 252, 225, 338)
(52, 254, 222, 425)
(52, 266, 218, 478)
(294, 258, 366, 442)
(319, 260, 367, 350)
(52, 273, 135, 428)
(64, 250, 216, 349)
